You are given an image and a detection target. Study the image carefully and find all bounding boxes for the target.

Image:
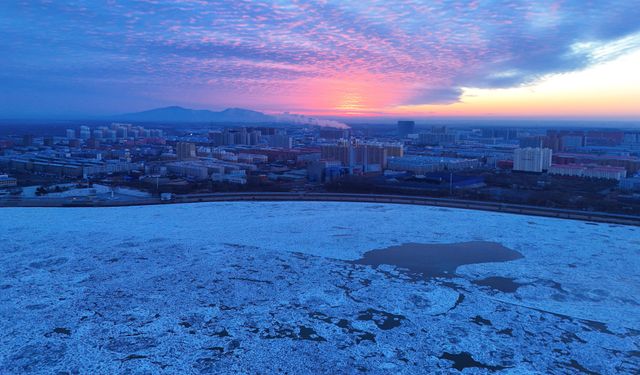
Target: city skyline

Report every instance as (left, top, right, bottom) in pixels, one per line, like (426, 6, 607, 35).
(1, 1, 640, 120)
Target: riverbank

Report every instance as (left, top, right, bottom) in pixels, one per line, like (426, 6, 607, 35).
(1, 192, 638, 226)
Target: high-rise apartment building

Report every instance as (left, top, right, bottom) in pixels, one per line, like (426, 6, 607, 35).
(269, 134, 293, 149)
(319, 128, 349, 140)
(320, 139, 403, 169)
(560, 135, 586, 151)
(248, 130, 262, 145)
(223, 128, 248, 145)
(513, 147, 552, 173)
(79, 126, 91, 140)
(116, 127, 128, 139)
(176, 142, 196, 160)
(397, 121, 415, 137)
(22, 134, 34, 146)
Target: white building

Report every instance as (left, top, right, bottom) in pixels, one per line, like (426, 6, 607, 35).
(166, 162, 209, 180)
(165, 158, 253, 183)
(513, 147, 552, 173)
(79, 126, 91, 140)
(548, 164, 627, 180)
(212, 169, 247, 184)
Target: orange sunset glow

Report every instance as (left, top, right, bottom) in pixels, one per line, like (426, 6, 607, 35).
(2, 1, 639, 121)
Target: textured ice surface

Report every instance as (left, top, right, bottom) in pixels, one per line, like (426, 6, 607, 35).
(1, 202, 639, 374)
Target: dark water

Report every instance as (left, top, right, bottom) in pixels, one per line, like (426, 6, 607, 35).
(473, 276, 525, 293)
(356, 308, 405, 330)
(440, 352, 509, 371)
(353, 241, 523, 279)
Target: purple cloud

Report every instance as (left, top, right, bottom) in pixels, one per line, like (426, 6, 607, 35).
(1, 0, 639, 116)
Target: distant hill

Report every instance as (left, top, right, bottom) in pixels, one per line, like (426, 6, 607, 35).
(110, 106, 275, 123)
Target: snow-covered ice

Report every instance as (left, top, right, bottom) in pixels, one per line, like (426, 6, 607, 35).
(0, 202, 638, 373)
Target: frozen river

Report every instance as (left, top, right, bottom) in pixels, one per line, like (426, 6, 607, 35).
(1, 202, 639, 373)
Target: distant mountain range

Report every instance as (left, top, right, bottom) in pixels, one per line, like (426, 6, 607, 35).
(108, 106, 350, 128)
(110, 106, 275, 123)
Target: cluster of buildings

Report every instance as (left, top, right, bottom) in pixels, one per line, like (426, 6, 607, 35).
(510, 146, 637, 181)
(394, 123, 640, 198)
(396, 122, 639, 185)
(162, 160, 250, 184)
(206, 128, 293, 149)
(0, 151, 139, 178)
(387, 156, 480, 174)
(63, 123, 165, 148)
(319, 139, 404, 172)
(1, 120, 640, 200)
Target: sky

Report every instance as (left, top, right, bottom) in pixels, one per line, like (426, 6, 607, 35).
(1, 0, 639, 120)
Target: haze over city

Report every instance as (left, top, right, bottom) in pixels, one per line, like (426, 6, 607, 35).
(1, 1, 640, 120)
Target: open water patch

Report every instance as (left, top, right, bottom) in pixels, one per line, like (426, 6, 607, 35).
(353, 241, 523, 280)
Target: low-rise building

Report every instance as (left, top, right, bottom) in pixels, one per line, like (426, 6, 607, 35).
(166, 162, 209, 180)
(165, 158, 254, 183)
(554, 153, 640, 174)
(0, 154, 139, 178)
(0, 174, 17, 188)
(548, 164, 627, 180)
(619, 176, 640, 191)
(387, 156, 480, 174)
(417, 132, 457, 146)
(212, 169, 247, 184)
(307, 160, 343, 183)
(237, 153, 269, 164)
